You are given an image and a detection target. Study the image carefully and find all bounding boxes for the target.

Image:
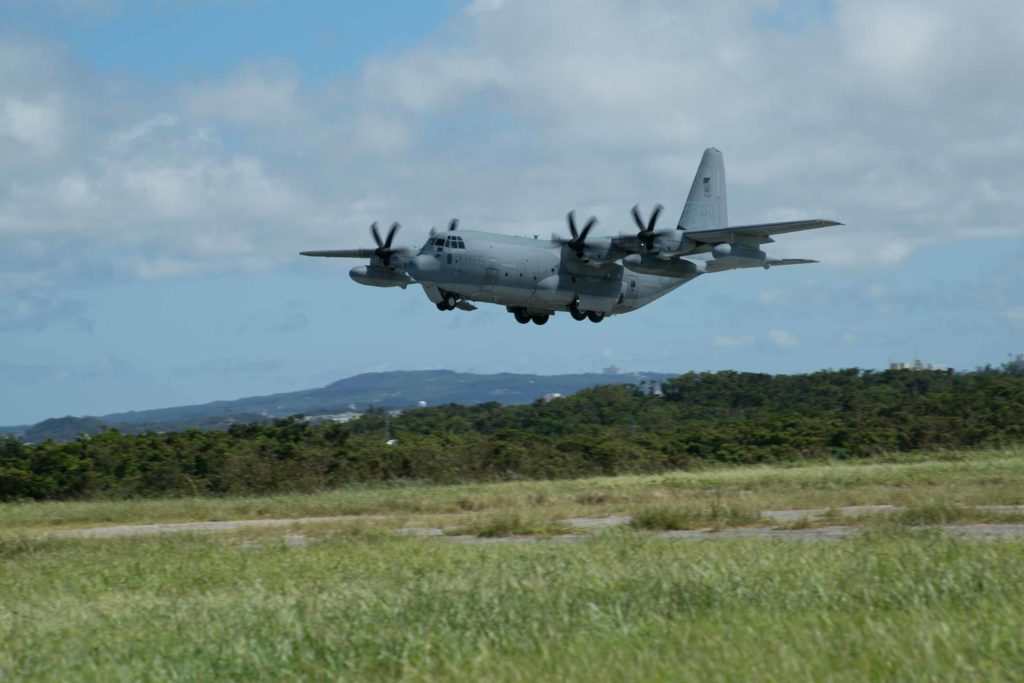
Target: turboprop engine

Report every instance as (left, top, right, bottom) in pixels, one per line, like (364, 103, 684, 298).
(622, 253, 707, 277)
(711, 243, 767, 265)
(349, 265, 412, 288)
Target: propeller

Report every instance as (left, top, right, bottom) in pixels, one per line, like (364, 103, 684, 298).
(556, 211, 598, 257)
(448, 218, 459, 231)
(632, 203, 664, 251)
(370, 221, 401, 266)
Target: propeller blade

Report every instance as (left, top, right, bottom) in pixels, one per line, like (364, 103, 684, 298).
(631, 205, 644, 232)
(567, 211, 579, 240)
(448, 218, 458, 231)
(579, 217, 597, 241)
(647, 204, 663, 231)
(385, 222, 399, 248)
(371, 222, 383, 248)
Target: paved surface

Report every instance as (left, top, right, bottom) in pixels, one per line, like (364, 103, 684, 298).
(564, 515, 632, 529)
(51, 515, 377, 538)
(46, 507, 1024, 542)
(759, 504, 901, 522)
(414, 524, 1024, 544)
(943, 524, 1024, 539)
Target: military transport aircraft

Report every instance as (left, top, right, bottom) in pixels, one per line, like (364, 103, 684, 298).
(301, 148, 842, 325)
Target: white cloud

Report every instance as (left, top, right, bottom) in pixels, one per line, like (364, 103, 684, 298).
(713, 334, 756, 348)
(0, 290, 90, 332)
(1, 96, 64, 156)
(2, 1, 1024, 291)
(466, 0, 506, 15)
(865, 283, 889, 300)
(756, 289, 784, 305)
(768, 329, 800, 349)
(110, 113, 178, 147)
(1004, 307, 1024, 328)
(184, 67, 302, 126)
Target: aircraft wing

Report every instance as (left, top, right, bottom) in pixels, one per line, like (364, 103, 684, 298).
(706, 257, 818, 273)
(685, 219, 842, 245)
(300, 249, 376, 258)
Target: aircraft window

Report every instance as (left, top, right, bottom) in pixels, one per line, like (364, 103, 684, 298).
(434, 238, 444, 246)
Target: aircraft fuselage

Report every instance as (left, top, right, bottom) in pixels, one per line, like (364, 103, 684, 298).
(404, 230, 692, 316)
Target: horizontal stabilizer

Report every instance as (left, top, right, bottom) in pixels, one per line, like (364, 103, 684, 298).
(771, 258, 818, 266)
(686, 219, 842, 245)
(300, 249, 376, 258)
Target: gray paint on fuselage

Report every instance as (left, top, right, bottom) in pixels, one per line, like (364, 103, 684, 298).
(420, 230, 695, 315)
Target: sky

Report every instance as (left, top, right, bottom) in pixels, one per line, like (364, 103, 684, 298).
(1, 0, 1023, 425)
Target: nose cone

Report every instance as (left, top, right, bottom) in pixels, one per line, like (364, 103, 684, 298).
(405, 254, 441, 281)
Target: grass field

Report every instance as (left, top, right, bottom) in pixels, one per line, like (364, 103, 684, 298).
(3, 447, 1024, 680)
(4, 446, 1024, 535)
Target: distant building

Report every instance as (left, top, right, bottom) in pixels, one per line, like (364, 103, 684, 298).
(304, 412, 362, 424)
(417, 400, 428, 408)
(603, 365, 620, 375)
(890, 360, 951, 372)
(542, 392, 563, 403)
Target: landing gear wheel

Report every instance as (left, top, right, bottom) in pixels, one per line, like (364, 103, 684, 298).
(569, 298, 587, 321)
(436, 302, 448, 311)
(531, 314, 549, 326)
(586, 311, 605, 323)
(513, 309, 531, 324)
(443, 293, 458, 310)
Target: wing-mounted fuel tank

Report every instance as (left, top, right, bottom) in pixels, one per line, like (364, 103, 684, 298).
(622, 254, 706, 278)
(350, 265, 412, 288)
(710, 243, 767, 267)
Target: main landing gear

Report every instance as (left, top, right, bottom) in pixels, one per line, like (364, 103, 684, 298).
(511, 307, 550, 325)
(569, 300, 604, 323)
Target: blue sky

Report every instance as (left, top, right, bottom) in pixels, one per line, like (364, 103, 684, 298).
(2, 1, 1023, 425)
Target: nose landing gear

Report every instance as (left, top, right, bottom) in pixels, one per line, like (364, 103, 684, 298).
(436, 291, 459, 311)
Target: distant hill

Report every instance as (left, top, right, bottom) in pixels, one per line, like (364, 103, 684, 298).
(5, 370, 673, 442)
(24, 417, 107, 443)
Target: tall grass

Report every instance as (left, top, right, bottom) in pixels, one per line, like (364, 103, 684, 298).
(1, 530, 1022, 681)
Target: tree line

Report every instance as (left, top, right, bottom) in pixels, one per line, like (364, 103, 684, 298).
(2, 364, 1023, 501)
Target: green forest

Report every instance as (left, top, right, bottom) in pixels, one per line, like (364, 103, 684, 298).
(3, 365, 1024, 501)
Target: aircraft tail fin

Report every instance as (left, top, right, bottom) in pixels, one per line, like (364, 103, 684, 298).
(678, 147, 727, 232)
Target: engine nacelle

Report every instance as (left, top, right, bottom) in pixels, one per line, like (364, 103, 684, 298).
(711, 243, 767, 264)
(349, 265, 411, 288)
(622, 253, 706, 277)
